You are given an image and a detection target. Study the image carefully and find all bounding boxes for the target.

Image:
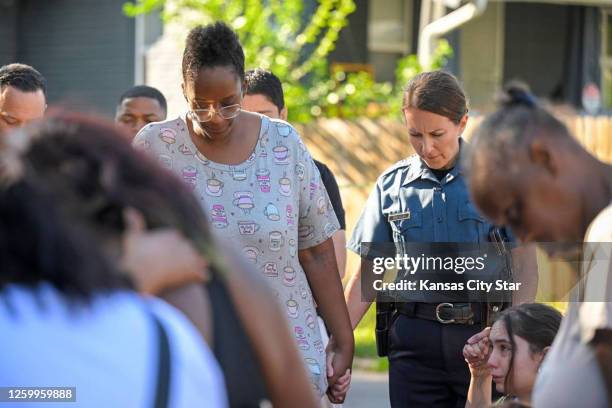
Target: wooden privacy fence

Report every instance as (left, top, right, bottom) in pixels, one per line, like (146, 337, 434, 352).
(296, 115, 612, 299)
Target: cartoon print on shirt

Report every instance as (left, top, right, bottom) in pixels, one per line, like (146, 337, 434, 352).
(231, 166, 248, 181)
(316, 196, 327, 215)
(205, 173, 224, 197)
(264, 202, 281, 221)
(286, 204, 295, 227)
(305, 358, 322, 392)
(299, 284, 309, 300)
(262, 262, 278, 278)
(313, 339, 324, 354)
(277, 123, 291, 137)
(294, 326, 310, 350)
(159, 128, 177, 150)
(309, 180, 319, 200)
(178, 143, 194, 155)
(269, 230, 284, 252)
(286, 296, 299, 319)
(272, 142, 290, 165)
(233, 191, 255, 214)
(295, 163, 305, 181)
(298, 225, 315, 241)
(305, 309, 316, 330)
(210, 204, 229, 229)
(256, 168, 271, 193)
(297, 139, 308, 153)
(279, 173, 292, 197)
(282, 262, 296, 287)
(237, 220, 261, 235)
(289, 238, 297, 257)
(182, 166, 197, 191)
(324, 222, 337, 238)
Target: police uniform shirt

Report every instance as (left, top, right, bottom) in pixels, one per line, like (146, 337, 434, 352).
(348, 140, 495, 255)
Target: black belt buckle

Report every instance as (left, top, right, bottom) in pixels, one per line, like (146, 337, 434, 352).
(435, 303, 455, 324)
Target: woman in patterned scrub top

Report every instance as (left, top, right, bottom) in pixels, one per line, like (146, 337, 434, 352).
(134, 22, 354, 403)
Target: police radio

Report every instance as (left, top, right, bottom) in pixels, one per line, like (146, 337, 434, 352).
(486, 226, 513, 325)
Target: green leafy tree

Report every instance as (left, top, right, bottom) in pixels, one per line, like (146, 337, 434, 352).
(124, 0, 356, 122)
(124, 0, 452, 122)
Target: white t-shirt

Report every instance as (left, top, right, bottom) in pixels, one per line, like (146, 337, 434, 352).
(0, 283, 227, 408)
(532, 203, 612, 408)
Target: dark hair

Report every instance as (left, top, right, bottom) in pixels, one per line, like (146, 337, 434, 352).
(0, 134, 125, 301)
(245, 69, 284, 111)
(30, 115, 213, 244)
(182, 22, 245, 83)
(493, 303, 562, 396)
(467, 84, 576, 173)
(118, 85, 167, 113)
(402, 70, 467, 124)
(9, 113, 221, 270)
(0, 63, 47, 97)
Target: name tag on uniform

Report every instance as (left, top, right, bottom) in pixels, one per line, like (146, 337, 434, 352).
(388, 211, 411, 222)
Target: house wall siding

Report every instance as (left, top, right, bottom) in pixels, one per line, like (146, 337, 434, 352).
(15, 0, 135, 117)
(0, 1, 18, 64)
(503, 3, 568, 99)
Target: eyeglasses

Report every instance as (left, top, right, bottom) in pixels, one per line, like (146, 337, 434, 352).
(189, 104, 242, 122)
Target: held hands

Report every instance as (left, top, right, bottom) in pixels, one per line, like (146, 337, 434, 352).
(325, 335, 353, 404)
(463, 327, 492, 378)
(120, 208, 208, 295)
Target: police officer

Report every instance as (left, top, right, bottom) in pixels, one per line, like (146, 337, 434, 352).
(345, 71, 537, 407)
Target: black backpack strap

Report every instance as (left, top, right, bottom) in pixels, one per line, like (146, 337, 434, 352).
(152, 312, 171, 408)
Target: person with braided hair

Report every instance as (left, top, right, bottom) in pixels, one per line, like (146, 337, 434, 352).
(466, 85, 612, 407)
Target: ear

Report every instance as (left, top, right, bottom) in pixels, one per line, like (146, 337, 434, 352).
(242, 79, 248, 96)
(181, 82, 188, 103)
(458, 114, 468, 134)
(528, 139, 557, 176)
(401, 108, 409, 125)
(536, 345, 551, 369)
(280, 106, 288, 121)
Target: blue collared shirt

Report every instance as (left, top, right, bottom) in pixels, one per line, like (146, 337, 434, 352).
(348, 140, 502, 254)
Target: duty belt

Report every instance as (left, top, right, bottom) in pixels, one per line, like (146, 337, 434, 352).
(395, 302, 483, 325)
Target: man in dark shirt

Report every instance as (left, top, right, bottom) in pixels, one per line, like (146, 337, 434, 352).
(242, 68, 347, 279)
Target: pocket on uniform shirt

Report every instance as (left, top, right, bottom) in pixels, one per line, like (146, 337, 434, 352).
(457, 201, 487, 242)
